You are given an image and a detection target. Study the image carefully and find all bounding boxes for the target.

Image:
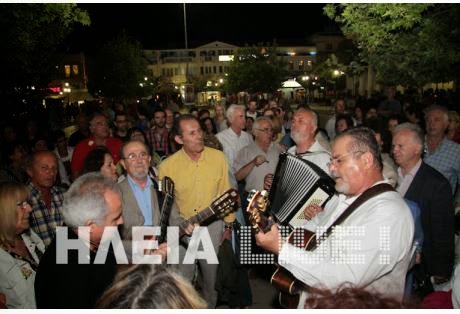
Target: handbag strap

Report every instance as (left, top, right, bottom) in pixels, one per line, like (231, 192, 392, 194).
(321, 183, 394, 240)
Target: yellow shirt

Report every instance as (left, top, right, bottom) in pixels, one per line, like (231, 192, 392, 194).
(159, 147, 235, 223)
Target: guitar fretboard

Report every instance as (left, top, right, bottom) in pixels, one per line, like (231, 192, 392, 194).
(179, 206, 214, 237)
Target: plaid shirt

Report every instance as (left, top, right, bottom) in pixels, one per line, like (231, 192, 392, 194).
(424, 137, 460, 195)
(146, 127, 170, 157)
(27, 182, 64, 248)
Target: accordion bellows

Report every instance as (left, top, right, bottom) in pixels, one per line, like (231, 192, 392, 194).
(268, 153, 336, 229)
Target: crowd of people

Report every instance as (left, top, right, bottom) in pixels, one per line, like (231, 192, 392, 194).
(0, 87, 459, 309)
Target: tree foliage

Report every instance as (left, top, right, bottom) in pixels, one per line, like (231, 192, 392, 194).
(88, 32, 151, 102)
(324, 4, 460, 86)
(0, 4, 90, 90)
(226, 43, 288, 94)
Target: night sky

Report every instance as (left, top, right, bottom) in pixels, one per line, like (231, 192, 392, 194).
(66, 3, 336, 52)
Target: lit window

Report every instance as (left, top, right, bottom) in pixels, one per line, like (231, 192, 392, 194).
(72, 65, 79, 75)
(64, 65, 71, 78)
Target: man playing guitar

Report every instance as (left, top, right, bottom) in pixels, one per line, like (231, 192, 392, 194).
(254, 127, 415, 308)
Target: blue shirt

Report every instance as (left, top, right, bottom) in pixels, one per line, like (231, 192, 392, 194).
(127, 175, 153, 226)
(424, 137, 460, 195)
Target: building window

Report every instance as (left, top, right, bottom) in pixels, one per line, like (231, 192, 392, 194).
(162, 69, 166, 76)
(174, 68, 178, 75)
(64, 65, 71, 78)
(213, 66, 217, 74)
(72, 65, 79, 75)
(219, 66, 223, 73)
(201, 66, 204, 75)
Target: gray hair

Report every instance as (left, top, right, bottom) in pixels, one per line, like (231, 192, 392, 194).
(252, 116, 273, 136)
(425, 105, 449, 124)
(295, 106, 318, 128)
(226, 104, 246, 122)
(393, 122, 425, 148)
(62, 172, 121, 228)
(335, 127, 383, 171)
(121, 139, 150, 159)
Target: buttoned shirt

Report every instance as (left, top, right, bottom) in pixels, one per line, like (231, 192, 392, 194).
(234, 142, 284, 192)
(216, 127, 254, 174)
(396, 159, 422, 196)
(27, 182, 64, 247)
(127, 175, 153, 226)
(287, 140, 331, 175)
(158, 147, 234, 223)
(278, 181, 414, 303)
(424, 137, 460, 195)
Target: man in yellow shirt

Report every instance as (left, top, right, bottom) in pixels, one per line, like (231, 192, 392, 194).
(159, 114, 235, 307)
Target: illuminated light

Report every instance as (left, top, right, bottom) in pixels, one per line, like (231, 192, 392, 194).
(206, 81, 212, 87)
(320, 86, 325, 90)
(137, 100, 140, 103)
(312, 82, 316, 85)
(333, 70, 340, 76)
(31, 86, 35, 90)
(144, 77, 148, 81)
(309, 51, 317, 56)
(77, 101, 84, 105)
(314, 76, 318, 80)
(287, 52, 296, 56)
(215, 83, 218, 86)
(219, 78, 223, 83)
(219, 55, 234, 62)
(49, 87, 61, 93)
(174, 86, 178, 89)
(302, 76, 310, 81)
(139, 83, 144, 87)
(59, 92, 63, 95)
(225, 73, 228, 76)
(65, 82, 69, 87)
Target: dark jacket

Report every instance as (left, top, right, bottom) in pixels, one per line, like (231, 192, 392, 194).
(404, 162, 455, 278)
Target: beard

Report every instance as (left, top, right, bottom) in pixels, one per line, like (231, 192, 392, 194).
(330, 171, 349, 195)
(290, 129, 305, 144)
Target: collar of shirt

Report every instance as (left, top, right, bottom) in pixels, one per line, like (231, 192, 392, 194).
(127, 174, 151, 191)
(178, 146, 209, 163)
(397, 159, 422, 179)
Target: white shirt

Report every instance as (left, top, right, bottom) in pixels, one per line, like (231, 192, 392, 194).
(287, 140, 331, 175)
(278, 181, 414, 303)
(216, 127, 254, 174)
(0, 231, 45, 308)
(396, 159, 422, 196)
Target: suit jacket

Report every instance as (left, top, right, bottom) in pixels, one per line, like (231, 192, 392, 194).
(404, 162, 455, 278)
(118, 177, 183, 258)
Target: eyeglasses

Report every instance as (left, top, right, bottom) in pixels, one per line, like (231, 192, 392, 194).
(124, 152, 149, 161)
(16, 200, 29, 209)
(327, 151, 365, 168)
(256, 127, 273, 134)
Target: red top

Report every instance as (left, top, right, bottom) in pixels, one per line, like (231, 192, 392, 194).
(70, 137, 123, 176)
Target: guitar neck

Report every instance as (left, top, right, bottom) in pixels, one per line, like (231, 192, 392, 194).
(179, 206, 214, 237)
(158, 195, 174, 243)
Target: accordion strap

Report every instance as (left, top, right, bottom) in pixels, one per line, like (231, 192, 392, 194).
(321, 183, 394, 239)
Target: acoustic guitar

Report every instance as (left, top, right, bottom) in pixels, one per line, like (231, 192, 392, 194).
(157, 176, 175, 244)
(180, 188, 239, 245)
(246, 190, 316, 308)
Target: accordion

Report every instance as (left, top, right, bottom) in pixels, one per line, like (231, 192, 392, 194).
(268, 152, 336, 229)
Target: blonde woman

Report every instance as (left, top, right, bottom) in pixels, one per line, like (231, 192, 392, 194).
(213, 103, 228, 132)
(97, 264, 207, 309)
(0, 182, 45, 308)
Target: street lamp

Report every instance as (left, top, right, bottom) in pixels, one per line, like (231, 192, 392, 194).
(63, 82, 71, 106)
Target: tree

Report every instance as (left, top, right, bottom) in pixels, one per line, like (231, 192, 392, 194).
(226, 43, 288, 94)
(88, 32, 151, 102)
(324, 4, 460, 87)
(0, 4, 90, 112)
